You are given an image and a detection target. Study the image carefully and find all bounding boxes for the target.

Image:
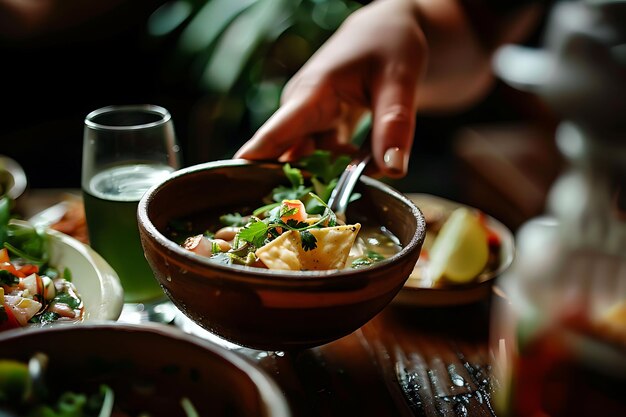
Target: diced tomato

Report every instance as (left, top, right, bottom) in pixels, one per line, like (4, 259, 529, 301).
(0, 304, 21, 331)
(3, 296, 42, 326)
(477, 211, 501, 247)
(280, 200, 307, 223)
(18, 264, 39, 276)
(0, 262, 24, 278)
(0, 249, 8, 264)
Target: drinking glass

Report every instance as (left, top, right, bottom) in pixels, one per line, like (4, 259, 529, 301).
(82, 104, 181, 322)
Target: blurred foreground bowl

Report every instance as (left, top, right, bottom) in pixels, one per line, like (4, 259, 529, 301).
(0, 323, 291, 416)
(138, 160, 426, 350)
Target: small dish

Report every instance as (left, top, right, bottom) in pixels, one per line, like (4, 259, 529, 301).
(9, 220, 124, 322)
(393, 194, 515, 307)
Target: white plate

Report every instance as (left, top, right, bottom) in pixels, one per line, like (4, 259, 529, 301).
(11, 220, 124, 322)
(392, 194, 515, 307)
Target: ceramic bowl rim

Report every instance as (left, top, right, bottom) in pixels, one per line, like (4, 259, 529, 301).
(138, 159, 426, 284)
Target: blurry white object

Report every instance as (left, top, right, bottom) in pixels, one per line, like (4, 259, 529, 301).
(0, 155, 27, 200)
(491, 1, 626, 415)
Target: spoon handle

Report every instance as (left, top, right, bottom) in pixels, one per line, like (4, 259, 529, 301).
(328, 136, 371, 218)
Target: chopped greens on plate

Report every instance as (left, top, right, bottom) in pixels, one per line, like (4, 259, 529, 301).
(0, 196, 83, 331)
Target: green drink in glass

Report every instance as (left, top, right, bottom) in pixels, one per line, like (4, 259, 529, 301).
(82, 105, 181, 321)
(83, 164, 175, 302)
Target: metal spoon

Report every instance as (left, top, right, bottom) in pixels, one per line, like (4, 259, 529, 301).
(327, 139, 371, 221)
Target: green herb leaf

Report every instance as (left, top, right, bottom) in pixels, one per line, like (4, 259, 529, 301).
(252, 202, 280, 218)
(0, 270, 19, 286)
(53, 292, 81, 309)
(299, 230, 317, 252)
(283, 163, 304, 188)
(272, 184, 311, 203)
(284, 219, 306, 228)
(0, 197, 10, 245)
(63, 267, 72, 282)
(299, 151, 352, 184)
(4, 223, 49, 265)
(237, 221, 268, 248)
(351, 257, 373, 268)
(279, 206, 298, 219)
(366, 250, 385, 261)
(351, 250, 386, 269)
(220, 213, 247, 227)
(30, 311, 60, 325)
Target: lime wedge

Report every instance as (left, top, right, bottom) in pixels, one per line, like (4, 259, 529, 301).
(428, 207, 489, 284)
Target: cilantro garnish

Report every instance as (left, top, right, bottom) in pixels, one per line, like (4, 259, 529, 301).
(252, 202, 280, 217)
(264, 152, 354, 216)
(299, 230, 317, 251)
(237, 220, 269, 248)
(279, 206, 298, 218)
(284, 219, 309, 229)
(0, 270, 19, 286)
(351, 250, 386, 269)
(299, 151, 351, 184)
(220, 213, 248, 227)
(272, 184, 311, 203)
(235, 191, 336, 253)
(194, 152, 357, 264)
(283, 163, 304, 187)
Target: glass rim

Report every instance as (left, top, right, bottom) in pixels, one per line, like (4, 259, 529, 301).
(85, 104, 171, 131)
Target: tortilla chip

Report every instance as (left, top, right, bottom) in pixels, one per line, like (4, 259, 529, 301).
(256, 224, 361, 271)
(255, 231, 302, 270)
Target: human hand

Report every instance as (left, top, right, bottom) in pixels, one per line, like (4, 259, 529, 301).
(235, 0, 427, 178)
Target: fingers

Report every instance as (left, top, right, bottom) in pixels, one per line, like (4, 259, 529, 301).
(234, 98, 315, 160)
(370, 65, 421, 179)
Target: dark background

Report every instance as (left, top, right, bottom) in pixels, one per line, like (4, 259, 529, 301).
(0, 0, 562, 231)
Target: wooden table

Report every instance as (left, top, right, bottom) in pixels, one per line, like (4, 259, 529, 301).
(239, 302, 495, 417)
(21, 189, 498, 417)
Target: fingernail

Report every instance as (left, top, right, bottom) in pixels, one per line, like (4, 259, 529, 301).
(384, 147, 407, 174)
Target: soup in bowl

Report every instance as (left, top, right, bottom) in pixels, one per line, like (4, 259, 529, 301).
(137, 160, 426, 350)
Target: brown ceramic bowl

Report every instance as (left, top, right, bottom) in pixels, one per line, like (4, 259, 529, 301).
(137, 160, 426, 350)
(0, 322, 290, 417)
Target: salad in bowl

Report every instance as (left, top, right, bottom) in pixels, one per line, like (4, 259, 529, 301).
(0, 196, 123, 330)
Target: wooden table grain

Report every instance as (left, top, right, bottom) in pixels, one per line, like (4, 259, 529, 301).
(244, 302, 495, 417)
